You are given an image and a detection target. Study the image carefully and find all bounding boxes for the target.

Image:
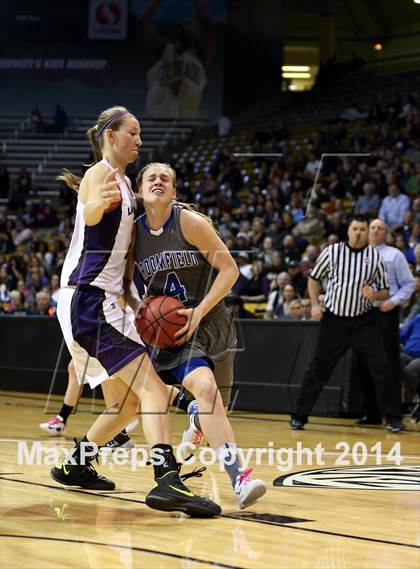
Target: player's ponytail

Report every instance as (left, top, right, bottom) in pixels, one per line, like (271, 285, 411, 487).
(87, 126, 103, 163)
(56, 169, 82, 192)
(57, 105, 134, 192)
(173, 200, 216, 229)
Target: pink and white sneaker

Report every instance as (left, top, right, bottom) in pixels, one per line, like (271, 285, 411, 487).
(39, 415, 66, 436)
(234, 468, 266, 509)
(179, 400, 204, 461)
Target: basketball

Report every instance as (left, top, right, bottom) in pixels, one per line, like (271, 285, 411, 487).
(104, 191, 121, 212)
(135, 295, 188, 349)
(104, 200, 120, 213)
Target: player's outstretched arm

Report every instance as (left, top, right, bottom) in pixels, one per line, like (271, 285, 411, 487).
(81, 167, 121, 226)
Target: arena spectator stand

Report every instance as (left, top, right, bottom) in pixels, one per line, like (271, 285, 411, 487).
(0, 86, 419, 322)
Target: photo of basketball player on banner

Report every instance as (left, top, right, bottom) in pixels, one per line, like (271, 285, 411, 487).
(140, 0, 217, 118)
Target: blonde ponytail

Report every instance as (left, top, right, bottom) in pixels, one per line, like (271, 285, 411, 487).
(56, 169, 82, 192)
(87, 126, 103, 163)
(174, 200, 215, 228)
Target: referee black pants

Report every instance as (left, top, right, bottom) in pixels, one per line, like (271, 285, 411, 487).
(294, 310, 400, 422)
(357, 307, 402, 419)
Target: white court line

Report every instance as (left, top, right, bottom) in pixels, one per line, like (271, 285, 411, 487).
(0, 439, 78, 445)
(232, 153, 283, 157)
(305, 152, 370, 215)
(0, 438, 144, 445)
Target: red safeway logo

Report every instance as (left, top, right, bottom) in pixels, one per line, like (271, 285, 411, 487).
(96, 2, 121, 26)
(88, 0, 127, 40)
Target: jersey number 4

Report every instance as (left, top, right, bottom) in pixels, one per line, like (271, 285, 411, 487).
(163, 272, 187, 302)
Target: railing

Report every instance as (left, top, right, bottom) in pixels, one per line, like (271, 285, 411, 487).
(0, 115, 211, 195)
(363, 52, 420, 75)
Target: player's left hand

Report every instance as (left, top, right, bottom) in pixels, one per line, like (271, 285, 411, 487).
(174, 307, 202, 344)
(379, 300, 396, 312)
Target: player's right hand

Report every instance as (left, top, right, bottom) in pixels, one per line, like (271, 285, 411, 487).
(100, 168, 121, 211)
(311, 304, 325, 321)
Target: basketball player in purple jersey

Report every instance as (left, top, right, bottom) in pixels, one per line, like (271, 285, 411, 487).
(50, 106, 220, 517)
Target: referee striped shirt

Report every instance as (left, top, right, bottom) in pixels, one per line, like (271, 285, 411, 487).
(310, 243, 389, 317)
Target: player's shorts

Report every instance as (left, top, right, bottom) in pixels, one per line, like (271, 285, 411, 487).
(156, 305, 236, 406)
(57, 286, 146, 388)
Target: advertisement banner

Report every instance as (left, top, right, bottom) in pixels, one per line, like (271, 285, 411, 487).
(88, 0, 128, 40)
(0, 0, 225, 118)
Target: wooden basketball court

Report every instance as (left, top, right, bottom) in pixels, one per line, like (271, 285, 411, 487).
(1, 390, 419, 568)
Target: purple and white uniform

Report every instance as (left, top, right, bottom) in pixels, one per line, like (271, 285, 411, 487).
(57, 158, 146, 388)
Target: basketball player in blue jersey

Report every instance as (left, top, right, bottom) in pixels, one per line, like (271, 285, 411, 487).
(134, 162, 267, 509)
(50, 106, 220, 517)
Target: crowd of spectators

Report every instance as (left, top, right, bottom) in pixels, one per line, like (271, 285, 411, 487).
(0, 94, 419, 326)
(0, 173, 75, 315)
(172, 93, 419, 321)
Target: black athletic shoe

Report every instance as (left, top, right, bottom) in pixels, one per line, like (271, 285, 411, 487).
(385, 420, 406, 433)
(355, 416, 382, 426)
(104, 431, 135, 449)
(146, 470, 221, 517)
(290, 418, 306, 430)
(50, 460, 115, 490)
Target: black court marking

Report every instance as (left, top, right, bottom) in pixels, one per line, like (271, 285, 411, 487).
(226, 513, 312, 524)
(0, 476, 418, 550)
(222, 513, 420, 549)
(0, 473, 23, 476)
(0, 534, 246, 569)
(0, 475, 146, 504)
(99, 490, 140, 494)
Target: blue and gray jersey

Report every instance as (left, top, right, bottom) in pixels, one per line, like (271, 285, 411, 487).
(134, 205, 223, 318)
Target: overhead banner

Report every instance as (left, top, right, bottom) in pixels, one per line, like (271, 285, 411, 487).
(1, 0, 225, 118)
(132, 0, 225, 118)
(88, 0, 128, 40)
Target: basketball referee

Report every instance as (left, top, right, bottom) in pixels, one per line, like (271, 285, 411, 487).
(290, 215, 405, 432)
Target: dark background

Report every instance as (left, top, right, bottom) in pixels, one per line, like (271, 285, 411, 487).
(2, 1, 418, 116)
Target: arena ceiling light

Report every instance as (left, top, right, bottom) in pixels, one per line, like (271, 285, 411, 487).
(282, 65, 310, 72)
(282, 72, 311, 78)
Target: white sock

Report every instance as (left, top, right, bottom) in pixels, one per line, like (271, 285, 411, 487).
(215, 443, 241, 488)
